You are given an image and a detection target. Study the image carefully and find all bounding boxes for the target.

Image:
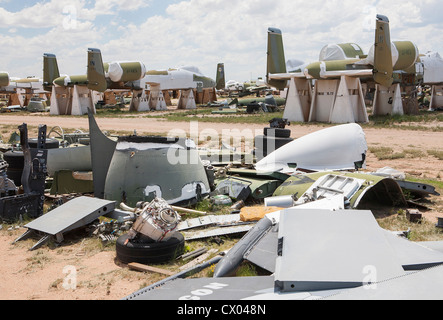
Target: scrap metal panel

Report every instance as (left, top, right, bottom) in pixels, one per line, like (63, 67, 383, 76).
(274, 209, 405, 292)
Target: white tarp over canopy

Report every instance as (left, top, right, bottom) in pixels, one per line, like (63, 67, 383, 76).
(420, 52, 443, 84)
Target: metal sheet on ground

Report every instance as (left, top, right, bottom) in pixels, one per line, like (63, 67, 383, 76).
(24, 196, 115, 235)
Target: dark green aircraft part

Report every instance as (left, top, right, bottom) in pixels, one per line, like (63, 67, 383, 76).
(193, 74, 216, 88)
(273, 171, 407, 209)
(373, 14, 394, 87)
(266, 27, 287, 90)
(216, 63, 226, 90)
(0, 72, 10, 87)
(53, 75, 88, 87)
(87, 48, 108, 92)
(43, 53, 60, 91)
(337, 43, 365, 59)
(304, 58, 361, 79)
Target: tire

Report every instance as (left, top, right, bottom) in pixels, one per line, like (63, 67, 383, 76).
(264, 127, 291, 138)
(116, 232, 185, 264)
(28, 138, 60, 149)
(3, 151, 24, 168)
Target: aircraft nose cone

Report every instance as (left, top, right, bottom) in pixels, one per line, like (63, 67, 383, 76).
(53, 76, 66, 87)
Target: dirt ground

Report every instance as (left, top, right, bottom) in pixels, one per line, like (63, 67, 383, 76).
(0, 112, 442, 300)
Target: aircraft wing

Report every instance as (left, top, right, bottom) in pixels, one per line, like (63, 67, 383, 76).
(268, 72, 305, 80)
(319, 69, 374, 78)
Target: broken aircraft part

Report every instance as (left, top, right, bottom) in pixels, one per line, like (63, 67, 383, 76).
(14, 196, 116, 251)
(0, 124, 48, 223)
(127, 198, 181, 242)
(273, 171, 407, 209)
(88, 109, 210, 207)
(255, 123, 367, 173)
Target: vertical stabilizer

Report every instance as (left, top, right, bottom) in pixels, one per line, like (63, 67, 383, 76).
(216, 63, 226, 90)
(373, 15, 394, 87)
(87, 48, 108, 92)
(43, 53, 60, 92)
(267, 27, 287, 90)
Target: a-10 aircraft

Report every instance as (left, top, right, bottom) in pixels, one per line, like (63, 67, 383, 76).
(267, 14, 443, 91)
(216, 63, 269, 97)
(43, 50, 216, 93)
(266, 14, 420, 90)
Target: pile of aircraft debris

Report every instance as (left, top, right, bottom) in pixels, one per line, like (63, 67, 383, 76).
(0, 109, 441, 300)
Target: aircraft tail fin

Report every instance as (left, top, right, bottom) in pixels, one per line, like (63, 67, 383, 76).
(87, 48, 107, 92)
(373, 14, 394, 87)
(216, 63, 226, 90)
(267, 27, 288, 90)
(43, 53, 60, 91)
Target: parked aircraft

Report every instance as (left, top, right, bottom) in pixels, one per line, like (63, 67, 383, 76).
(43, 50, 146, 93)
(44, 49, 216, 94)
(0, 72, 43, 93)
(216, 63, 269, 97)
(266, 14, 419, 89)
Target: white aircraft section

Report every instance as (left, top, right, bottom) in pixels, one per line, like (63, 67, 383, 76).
(255, 123, 367, 173)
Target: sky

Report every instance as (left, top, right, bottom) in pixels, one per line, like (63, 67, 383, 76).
(0, 0, 442, 83)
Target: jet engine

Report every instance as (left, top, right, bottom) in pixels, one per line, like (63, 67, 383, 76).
(106, 61, 147, 82)
(0, 72, 10, 87)
(367, 41, 419, 71)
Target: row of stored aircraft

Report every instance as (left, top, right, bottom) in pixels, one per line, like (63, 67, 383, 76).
(266, 14, 443, 90)
(1, 14, 443, 109)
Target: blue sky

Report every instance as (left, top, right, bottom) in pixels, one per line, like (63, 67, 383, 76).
(1, 0, 442, 82)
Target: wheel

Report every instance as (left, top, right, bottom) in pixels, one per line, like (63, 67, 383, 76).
(28, 138, 60, 149)
(3, 150, 24, 169)
(116, 232, 185, 264)
(263, 127, 291, 138)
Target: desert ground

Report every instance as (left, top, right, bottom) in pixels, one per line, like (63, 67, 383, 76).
(0, 109, 442, 300)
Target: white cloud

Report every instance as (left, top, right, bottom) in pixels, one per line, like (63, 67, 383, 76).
(1, 0, 443, 82)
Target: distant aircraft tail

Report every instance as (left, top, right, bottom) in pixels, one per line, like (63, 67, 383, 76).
(373, 15, 394, 87)
(43, 53, 60, 91)
(266, 27, 288, 90)
(216, 63, 226, 90)
(87, 48, 108, 92)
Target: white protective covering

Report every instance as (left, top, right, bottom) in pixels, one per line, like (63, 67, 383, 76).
(364, 42, 419, 70)
(286, 59, 305, 71)
(255, 123, 367, 173)
(107, 61, 146, 82)
(319, 43, 363, 61)
(420, 52, 443, 84)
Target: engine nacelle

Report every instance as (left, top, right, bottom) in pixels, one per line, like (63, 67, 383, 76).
(0, 72, 10, 87)
(106, 61, 147, 83)
(367, 41, 419, 71)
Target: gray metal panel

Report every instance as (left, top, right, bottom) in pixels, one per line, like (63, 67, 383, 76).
(274, 209, 405, 292)
(177, 214, 242, 231)
(383, 230, 443, 270)
(243, 224, 279, 273)
(182, 225, 254, 241)
(25, 197, 115, 235)
(127, 276, 275, 300)
(324, 264, 443, 300)
(417, 241, 443, 254)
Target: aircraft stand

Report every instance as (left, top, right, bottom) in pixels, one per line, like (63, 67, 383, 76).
(148, 86, 167, 111)
(177, 89, 197, 109)
(129, 89, 149, 112)
(283, 77, 312, 122)
(372, 83, 404, 116)
(308, 76, 368, 124)
(50, 85, 96, 116)
(429, 84, 443, 110)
